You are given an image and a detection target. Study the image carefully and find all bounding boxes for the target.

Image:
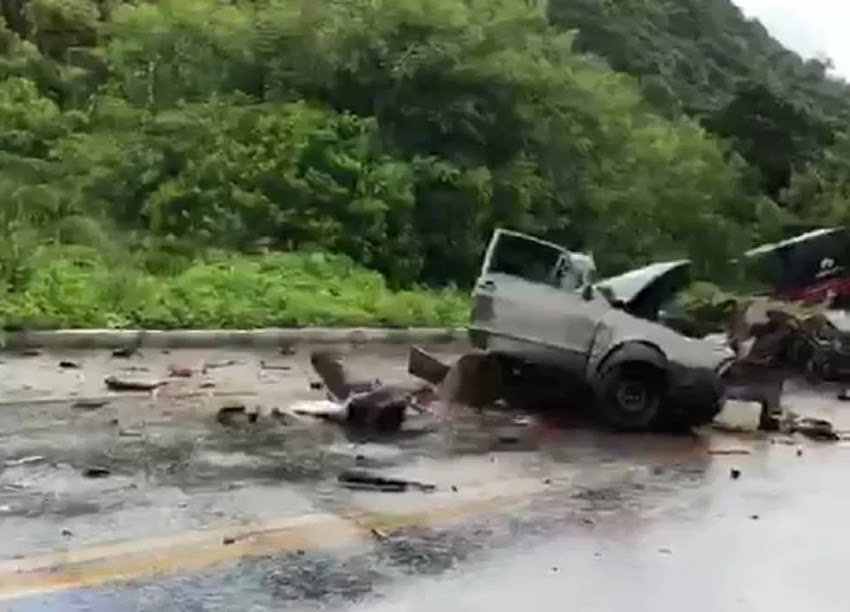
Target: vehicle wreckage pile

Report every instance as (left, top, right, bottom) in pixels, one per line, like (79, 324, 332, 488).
(307, 229, 849, 441)
(24, 227, 847, 444)
(307, 341, 836, 442)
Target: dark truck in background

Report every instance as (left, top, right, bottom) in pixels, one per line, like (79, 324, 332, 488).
(737, 227, 850, 382)
(742, 227, 850, 306)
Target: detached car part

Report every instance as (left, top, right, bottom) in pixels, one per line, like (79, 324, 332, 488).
(729, 298, 850, 382)
(309, 351, 431, 433)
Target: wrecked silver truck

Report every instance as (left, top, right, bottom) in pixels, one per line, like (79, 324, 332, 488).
(466, 229, 738, 431)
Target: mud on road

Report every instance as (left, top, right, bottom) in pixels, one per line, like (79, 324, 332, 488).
(1, 345, 850, 611)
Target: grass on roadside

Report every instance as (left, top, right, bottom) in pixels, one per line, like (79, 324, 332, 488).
(0, 246, 470, 329)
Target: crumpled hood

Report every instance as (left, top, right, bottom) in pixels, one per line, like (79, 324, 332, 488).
(597, 260, 692, 312)
(597, 260, 735, 370)
(598, 306, 735, 373)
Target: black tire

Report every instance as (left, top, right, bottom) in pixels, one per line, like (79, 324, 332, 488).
(597, 362, 664, 431)
(818, 354, 835, 382)
(803, 355, 820, 383)
(794, 341, 815, 372)
(805, 351, 832, 382)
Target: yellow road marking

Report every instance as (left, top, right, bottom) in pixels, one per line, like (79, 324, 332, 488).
(0, 477, 543, 602)
(0, 513, 339, 576)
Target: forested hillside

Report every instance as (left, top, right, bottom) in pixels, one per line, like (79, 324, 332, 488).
(547, 0, 850, 208)
(0, 0, 846, 327)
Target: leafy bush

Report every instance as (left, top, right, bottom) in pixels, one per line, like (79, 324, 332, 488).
(0, 247, 469, 329)
(680, 281, 741, 333)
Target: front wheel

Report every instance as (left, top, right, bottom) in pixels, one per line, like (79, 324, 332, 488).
(597, 362, 664, 431)
(805, 350, 833, 382)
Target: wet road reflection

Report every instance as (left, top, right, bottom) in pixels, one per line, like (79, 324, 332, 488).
(1, 348, 848, 611)
(348, 456, 850, 612)
(9, 432, 847, 611)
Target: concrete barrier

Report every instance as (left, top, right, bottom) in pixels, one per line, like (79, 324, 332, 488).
(2, 327, 468, 350)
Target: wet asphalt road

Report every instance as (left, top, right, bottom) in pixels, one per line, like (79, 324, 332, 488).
(1, 346, 850, 611)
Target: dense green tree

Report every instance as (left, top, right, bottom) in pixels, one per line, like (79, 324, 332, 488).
(547, 0, 850, 201)
(705, 83, 834, 198)
(0, 0, 839, 298)
(783, 133, 850, 226)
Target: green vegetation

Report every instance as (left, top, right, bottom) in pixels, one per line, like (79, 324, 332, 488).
(0, 0, 848, 328)
(0, 247, 468, 328)
(547, 0, 850, 213)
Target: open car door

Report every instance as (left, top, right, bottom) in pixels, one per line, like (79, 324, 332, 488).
(469, 229, 599, 369)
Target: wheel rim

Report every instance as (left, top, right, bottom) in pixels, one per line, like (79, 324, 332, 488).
(810, 355, 826, 377)
(615, 381, 648, 413)
(821, 357, 833, 379)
